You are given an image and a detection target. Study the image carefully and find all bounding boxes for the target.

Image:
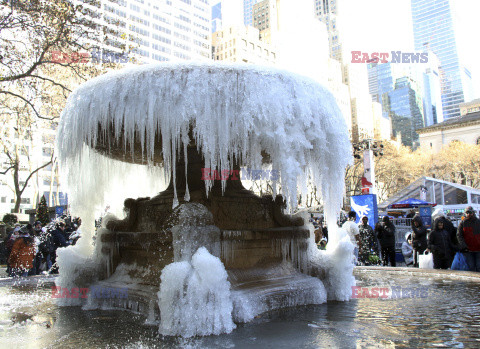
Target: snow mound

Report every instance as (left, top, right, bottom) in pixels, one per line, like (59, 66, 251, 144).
(158, 247, 235, 337)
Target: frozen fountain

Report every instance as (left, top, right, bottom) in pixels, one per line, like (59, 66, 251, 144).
(55, 62, 354, 337)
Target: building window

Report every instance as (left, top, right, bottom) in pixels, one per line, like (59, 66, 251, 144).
(1, 197, 6, 203)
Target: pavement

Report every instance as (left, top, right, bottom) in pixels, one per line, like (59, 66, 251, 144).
(356, 265, 480, 279)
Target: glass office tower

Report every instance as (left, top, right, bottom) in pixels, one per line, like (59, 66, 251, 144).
(244, 0, 260, 26)
(411, 0, 472, 119)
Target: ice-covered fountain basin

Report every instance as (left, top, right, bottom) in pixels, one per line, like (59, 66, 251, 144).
(2, 268, 480, 348)
(57, 61, 351, 212)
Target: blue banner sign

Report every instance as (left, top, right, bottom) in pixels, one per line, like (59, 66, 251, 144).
(418, 206, 432, 229)
(351, 194, 378, 226)
(55, 206, 64, 217)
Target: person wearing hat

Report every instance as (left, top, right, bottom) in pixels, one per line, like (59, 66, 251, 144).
(402, 233, 414, 266)
(428, 218, 454, 269)
(457, 206, 480, 272)
(8, 228, 35, 277)
(5, 226, 22, 276)
(411, 215, 428, 267)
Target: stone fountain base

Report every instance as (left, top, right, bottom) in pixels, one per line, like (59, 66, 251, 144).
(88, 200, 327, 323)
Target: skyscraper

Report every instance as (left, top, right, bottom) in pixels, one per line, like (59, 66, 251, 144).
(411, 0, 472, 119)
(314, 0, 342, 61)
(387, 76, 425, 148)
(212, 2, 222, 33)
(368, 62, 428, 147)
(244, 0, 261, 26)
(422, 52, 444, 126)
(315, 0, 377, 141)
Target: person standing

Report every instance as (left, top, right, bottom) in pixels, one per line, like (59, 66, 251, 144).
(342, 211, 361, 264)
(32, 221, 43, 275)
(402, 233, 414, 266)
(428, 219, 454, 269)
(5, 226, 21, 276)
(457, 206, 480, 272)
(50, 221, 69, 274)
(411, 215, 428, 267)
(376, 216, 396, 267)
(8, 228, 35, 277)
(358, 216, 379, 265)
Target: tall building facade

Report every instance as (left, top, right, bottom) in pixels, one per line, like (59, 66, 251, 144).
(387, 76, 425, 148)
(244, 0, 261, 26)
(314, 0, 341, 61)
(368, 62, 429, 147)
(212, 2, 222, 33)
(2, 1, 214, 215)
(422, 52, 444, 126)
(212, 26, 277, 64)
(252, 0, 278, 43)
(411, 0, 472, 119)
(0, 118, 65, 215)
(75, 0, 212, 62)
(314, 0, 377, 141)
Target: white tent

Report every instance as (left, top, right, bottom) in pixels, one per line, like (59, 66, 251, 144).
(379, 177, 480, 216)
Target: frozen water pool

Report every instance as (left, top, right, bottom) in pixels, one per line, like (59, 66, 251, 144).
(1, 268, 479, 348)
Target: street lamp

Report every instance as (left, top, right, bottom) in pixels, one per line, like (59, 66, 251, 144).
(352, 139, 384, 194)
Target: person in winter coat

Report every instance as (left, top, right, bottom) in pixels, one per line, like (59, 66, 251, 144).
(432, 209, 458, 248)
(342, 211, 361, 264)
(5, 226, 21, 276)
(8, 230, 35, 277)
(51, 221, 69, 248)
(402, 233, 414, 266)
(457, 206, 480, 272)
(358, 215, 379, 265)
(428, 218, 454, 269)
(375, 216, 396, 267)
(411, 215, 428, 267)
(375, 216, 397, 267)
(37, 227, 55, 273)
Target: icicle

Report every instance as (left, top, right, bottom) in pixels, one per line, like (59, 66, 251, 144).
(183, 133, 190, 202)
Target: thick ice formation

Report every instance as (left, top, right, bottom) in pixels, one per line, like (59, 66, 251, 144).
(171, 203, 221, 262)
(57, 62, 351, 214)
(54, 62, 354, 337)
(158, 247, 236, 337)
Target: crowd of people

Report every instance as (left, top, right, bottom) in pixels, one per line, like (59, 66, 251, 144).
(314, 205, 480, 273)
(3, 216, 82, 277)
(402, 206, 480, 272)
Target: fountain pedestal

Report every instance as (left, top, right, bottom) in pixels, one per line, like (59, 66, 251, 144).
(91, 144, 319, 320)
